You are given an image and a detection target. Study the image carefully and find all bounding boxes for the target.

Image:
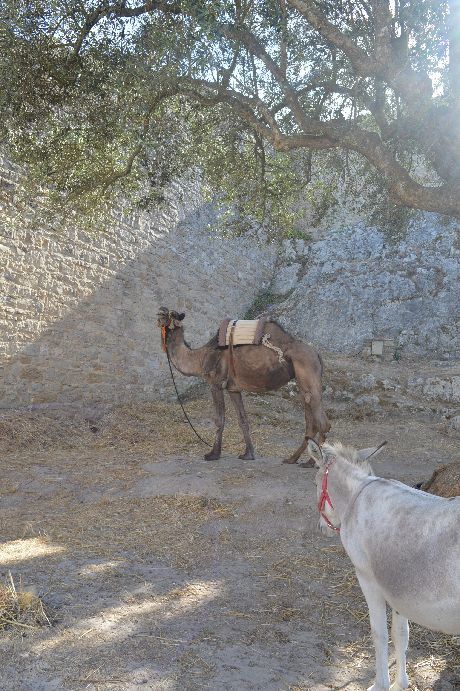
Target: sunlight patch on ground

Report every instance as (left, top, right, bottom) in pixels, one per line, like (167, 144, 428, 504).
(78, 560, 126, 577)
(0, 537, 65, 565)
(410, 653, 448, 680)
(32, 579, 223, 651)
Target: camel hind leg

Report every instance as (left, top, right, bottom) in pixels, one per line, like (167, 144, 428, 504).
(283, 363, 330, 466)
(283, 435, 309, 465)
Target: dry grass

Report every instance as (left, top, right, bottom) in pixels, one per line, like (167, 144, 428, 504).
(0, 395, 298, 460)
(0, 402, 205, 455)
(61, 493, 236, 566)
(2, 493, 238, 572)
(0, 572, 51, 631)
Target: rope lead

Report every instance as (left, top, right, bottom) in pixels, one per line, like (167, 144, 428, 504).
(165, 349, 213, 448)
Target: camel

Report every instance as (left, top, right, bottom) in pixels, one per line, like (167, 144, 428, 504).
(157, 308, 331, 464)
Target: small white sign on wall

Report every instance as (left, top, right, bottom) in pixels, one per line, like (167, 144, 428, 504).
(371, 340, 384, 356)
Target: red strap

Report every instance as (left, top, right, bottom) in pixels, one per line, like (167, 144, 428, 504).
(318, 462, 340, 532)
(161, 325, 168, 352)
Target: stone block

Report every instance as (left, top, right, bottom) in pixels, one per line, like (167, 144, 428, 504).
(19, 366, 43, 382)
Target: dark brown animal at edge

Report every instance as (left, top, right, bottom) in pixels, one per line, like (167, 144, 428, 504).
(157, 308, 331, 465)
(418, 461, 460, 498)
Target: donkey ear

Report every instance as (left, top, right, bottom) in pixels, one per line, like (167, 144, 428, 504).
(307, 439, 324, 467)
(357, 441, 387, 462)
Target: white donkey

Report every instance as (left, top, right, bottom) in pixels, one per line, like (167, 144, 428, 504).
(307, 439, 460, 691)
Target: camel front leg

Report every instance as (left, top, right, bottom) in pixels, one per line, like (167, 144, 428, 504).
(283, 436, 309, 465)
(356, 573, 391, 691)
(284, 361, 330, 465)
(204, 385, 225, 461)
(390, 610, 409, 690)
(283, 391, 316, 465)
(228, 391, 255, 460)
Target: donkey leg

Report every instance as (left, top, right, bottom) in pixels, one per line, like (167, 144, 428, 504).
(228, 391, 255, 460)
(356, 574, 390, 691)
(390, 610, 409, 690)
(204, 385, 225, 461)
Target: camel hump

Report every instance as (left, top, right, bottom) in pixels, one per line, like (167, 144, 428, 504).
(218, 317, 270, 347)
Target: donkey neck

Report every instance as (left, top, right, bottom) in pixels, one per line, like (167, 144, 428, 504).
(168, 328, 205, 378)
(327, 459, 372, 521)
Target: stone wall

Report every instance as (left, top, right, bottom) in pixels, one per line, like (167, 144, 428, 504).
(272, 218, 460, 359)
(0, 157, 275, 409)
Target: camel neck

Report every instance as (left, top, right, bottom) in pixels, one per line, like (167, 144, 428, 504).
(167, 328, 205, 378)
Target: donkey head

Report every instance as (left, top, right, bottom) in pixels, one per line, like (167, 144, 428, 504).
(306, 439, 387, 535)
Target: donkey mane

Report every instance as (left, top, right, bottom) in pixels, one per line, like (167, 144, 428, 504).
(323, 442, 373, 474)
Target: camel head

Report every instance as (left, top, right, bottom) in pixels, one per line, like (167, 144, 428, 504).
(156, 307, 185, 331)
(157, 308, 185, 352)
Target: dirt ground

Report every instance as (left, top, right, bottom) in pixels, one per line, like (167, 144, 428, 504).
(0, 381, 459, 690)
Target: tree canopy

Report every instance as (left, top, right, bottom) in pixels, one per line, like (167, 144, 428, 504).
(1, 0, 460, 230)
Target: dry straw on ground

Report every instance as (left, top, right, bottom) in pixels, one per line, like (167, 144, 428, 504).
(0, 572, 51, 631)
(1, 394, 458, 686)
(0, 395, 296, 458)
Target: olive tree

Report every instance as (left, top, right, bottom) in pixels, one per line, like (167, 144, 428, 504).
(1, 0, 459, 227)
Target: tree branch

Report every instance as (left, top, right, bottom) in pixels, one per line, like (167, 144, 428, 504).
(179, 82, 336, 151)
(171, 73, 460, 215)
(99, 86, 180, 191)
(287, 0, 379, 76)
(371, 0, 394, 67)
(219, 23, 313, 132)
(70, 1, 184, 57)
(279, 0, 288, 77)
(287, 0, 433, 108)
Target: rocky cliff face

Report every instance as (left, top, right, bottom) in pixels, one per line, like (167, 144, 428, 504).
(272, 217, 460, 360)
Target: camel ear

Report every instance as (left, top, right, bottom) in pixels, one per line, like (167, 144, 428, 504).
(171, 312, 185, 327)
(307, 439, 325, 467)
(357, 441, 387, 462)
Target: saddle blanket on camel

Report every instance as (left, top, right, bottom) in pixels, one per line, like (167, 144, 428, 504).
(218, 317, 269, 347)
